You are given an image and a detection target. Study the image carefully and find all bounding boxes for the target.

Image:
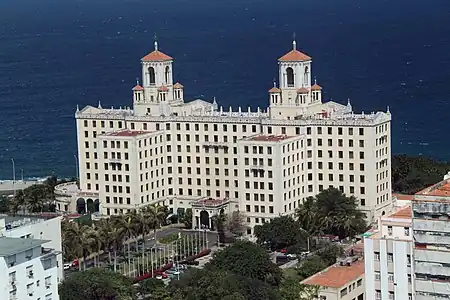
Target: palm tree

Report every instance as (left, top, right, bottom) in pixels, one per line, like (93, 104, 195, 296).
(24, 185, 46, 213)
(64, 221, 95, 270)
(108, 226, 125, 272)
(116, 213, 137, 266)
(12, 190, 26, 214)
(144, 205, 167, 241)
(134, 209, 153, 260)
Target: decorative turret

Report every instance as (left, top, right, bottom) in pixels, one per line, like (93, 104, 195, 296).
(311, 78, 322, 103)
(173, 82, 184, 101)
(132, 79, 145, 103)
(158, 85, 169, 102)
(268, 81, 281, 106)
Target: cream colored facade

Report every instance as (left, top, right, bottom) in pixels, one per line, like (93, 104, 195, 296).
(71, 39, 393, 232)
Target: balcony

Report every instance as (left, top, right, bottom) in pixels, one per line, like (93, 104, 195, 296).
(414, 219, 450, 234)
(108, 158, 122, 164)
(415, 249, 450, 264)
(415, 262, 450, 277)
(202, 142, 229, 149)
(415, 279, 450, 295)
(414, 232, 450, 246)
(250, 164, 265, 170)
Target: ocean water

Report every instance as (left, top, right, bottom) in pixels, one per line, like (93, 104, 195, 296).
(0, 0, 450, 179)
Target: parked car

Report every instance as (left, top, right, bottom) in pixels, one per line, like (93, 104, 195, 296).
(71, 259, 79, 267)
(63, 263, 71, 270)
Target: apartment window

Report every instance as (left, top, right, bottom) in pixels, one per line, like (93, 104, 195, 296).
(375, 290, 381, 300)
(374, 251, 380, 261)
(404, 227, 410, 236)
(388, 292, 394, 300)
(357, 279, 362, 287)
(387, 253, 393, 262)
(375, 272, 381, 281)
(340, 287, 347, 297)
(388, 273, 394, 282)
(388, 226, 393, 236)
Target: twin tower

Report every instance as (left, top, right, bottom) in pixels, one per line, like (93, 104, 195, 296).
(132, 39, 323, 119)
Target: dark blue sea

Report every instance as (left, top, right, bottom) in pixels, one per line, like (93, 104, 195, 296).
(1, 0, 450, 179)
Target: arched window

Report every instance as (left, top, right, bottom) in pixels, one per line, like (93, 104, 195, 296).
(286, 67, 294, 87)
(304, 66, 309, 85)
(148, 67, 155, 85)
(165, 66, 170, 83)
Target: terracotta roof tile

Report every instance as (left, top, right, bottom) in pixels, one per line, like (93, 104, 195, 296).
(141, 50, 173, 62)
(173, 82, 184, 89)
(268, 87, 281, 93)
(389, 206, 412, 219)
(297, 87, 309, 94)
(158, 85, 169, 92)
(311, 83, 322, 91)
(303, 259, 365, 288)
(278, 49, 311, 62)
(415, 180, 450, 197)
(392, 193, 414, 201)
(132, 85, 144, 91)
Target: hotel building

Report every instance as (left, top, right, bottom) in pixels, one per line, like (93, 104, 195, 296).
(67, 38, 393, 233)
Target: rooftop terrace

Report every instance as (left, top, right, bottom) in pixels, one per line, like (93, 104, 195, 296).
(0, 237, 49, 257)
(245, 135, 292, 142)
(302, 259, 365, 288)
(415, 179, 450, 198)
(191, 197, 231, 207)
(101, 130, 150, 137)
(389, 206, 412, 219)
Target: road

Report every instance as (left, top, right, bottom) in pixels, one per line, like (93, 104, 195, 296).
(64, 227, 218, 277)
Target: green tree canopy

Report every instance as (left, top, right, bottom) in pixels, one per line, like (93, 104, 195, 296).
(297, 256, 328, 281)
(392, 154, 450, 194)
(207, 240, 282, 286)
(169, 268, 281, 300)
(296, 188, 367, 239)
(184, 208, 192, 229)
(254, 215, 306, 251)
(59, 268, 135, 300)
(137, 278, 171, 300)
(279, 278, 319, 300)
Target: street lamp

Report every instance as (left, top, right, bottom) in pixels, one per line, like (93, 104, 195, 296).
(11, 158, 16, 198)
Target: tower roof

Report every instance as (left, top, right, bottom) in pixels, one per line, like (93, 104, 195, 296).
(311, 83, 322, 91)
(173, 82, 184, 89)
(279, 49, 311, 62)
(141, 50, 173, 62)
(297, 87, 309, 94)
(132, 84, 144, 91)
(158, 85, 169, 92)
(268, 86, 281, 93)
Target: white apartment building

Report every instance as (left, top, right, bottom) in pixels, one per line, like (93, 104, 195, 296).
(412, 178, 450, 300)
(0, 237, 59, 300)
(0, 214, 64, 283)
(72, 38, 393, 232)
(364, 205, 414, 300)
